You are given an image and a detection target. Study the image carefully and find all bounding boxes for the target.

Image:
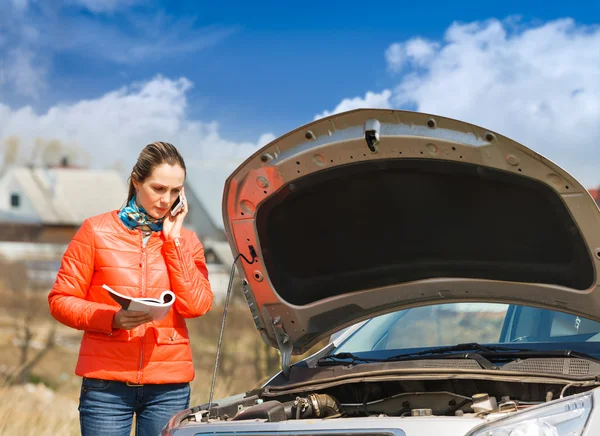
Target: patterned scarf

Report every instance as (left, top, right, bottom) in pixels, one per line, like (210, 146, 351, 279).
(118, 196, 164, 232)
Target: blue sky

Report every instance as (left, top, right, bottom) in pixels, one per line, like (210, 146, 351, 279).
(13, 0, 598, 137)
(1, 0, 599, 225)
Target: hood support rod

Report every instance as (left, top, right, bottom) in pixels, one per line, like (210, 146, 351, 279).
(208, 247, 256, 411)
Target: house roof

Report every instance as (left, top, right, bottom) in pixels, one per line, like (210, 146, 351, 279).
(183, 182, 225, 241)
(7, 166, 127, 225)
(589, 189, 599, 203)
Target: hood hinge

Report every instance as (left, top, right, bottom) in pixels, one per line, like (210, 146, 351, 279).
(272, 316, 292, 377)
(242, 280, 265, 332)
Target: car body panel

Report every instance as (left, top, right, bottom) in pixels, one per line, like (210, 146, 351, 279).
(166, 416, 481, 436)
(222, 109, 600, 357)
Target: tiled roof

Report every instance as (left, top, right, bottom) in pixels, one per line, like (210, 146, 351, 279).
(1, 166, 127, 225)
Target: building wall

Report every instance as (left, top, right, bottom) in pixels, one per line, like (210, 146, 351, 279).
(0, 223, 42, 242)
(38, 226, 79, 244)
(0, 170, 40, 221)
(0, 223, 79, 244)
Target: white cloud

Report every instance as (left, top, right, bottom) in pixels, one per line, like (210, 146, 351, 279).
(389, 18, 600, 187)
(1, 1, 45, 98)
(384, 43, 406, 72)
(385, 37, 439, 72)
(405, 38, 439, 65)
(4, 48, 46, 98)
(0, 76, 274, 225)
(323, 18, 600, 188)
(314, 90, 392, 120)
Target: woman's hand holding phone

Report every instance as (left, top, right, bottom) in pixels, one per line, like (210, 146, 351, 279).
(162, 188, 188, 241)
(170, 194, 184, 217)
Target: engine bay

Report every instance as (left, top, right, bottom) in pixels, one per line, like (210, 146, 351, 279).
(184, 371, 600, 425)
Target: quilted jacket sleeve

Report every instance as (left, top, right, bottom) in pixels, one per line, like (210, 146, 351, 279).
(162, 232, 213, 318)
(48, 219, 119, 333)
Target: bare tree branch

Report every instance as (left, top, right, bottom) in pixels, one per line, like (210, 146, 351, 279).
(3, 326, 56, 387)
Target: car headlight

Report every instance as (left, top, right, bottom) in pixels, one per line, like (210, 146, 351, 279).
(467, 392, 593, 436)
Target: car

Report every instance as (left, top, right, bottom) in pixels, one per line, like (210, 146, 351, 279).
(161, 108, 600, 435)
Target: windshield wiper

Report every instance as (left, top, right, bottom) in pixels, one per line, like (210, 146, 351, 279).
(318, 352, 385, 366)
(318, 344, 522, 366)
(385, 343, 527, 361)
(318, 345, 502, 369)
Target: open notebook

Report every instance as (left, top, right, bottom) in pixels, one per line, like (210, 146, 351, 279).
(102, 284, 175, 321)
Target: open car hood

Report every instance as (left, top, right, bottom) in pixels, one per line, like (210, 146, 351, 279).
(222, 109, 600, 370)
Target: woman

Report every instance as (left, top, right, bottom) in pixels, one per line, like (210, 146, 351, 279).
(48, 142, 213, 435)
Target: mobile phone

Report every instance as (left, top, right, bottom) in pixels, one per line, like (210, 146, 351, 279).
(170, 195, 183, 216)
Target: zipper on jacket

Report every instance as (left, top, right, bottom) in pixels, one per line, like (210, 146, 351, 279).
(174, 237, 190, 282)
(137, 237, 147, 384)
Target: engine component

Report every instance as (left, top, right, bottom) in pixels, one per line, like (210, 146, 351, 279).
(471, 393, 497, 414)
(290, 393, 342, 419)
(410, 409, 433, 416)
(232, 401, 287, 422)
(232, 394, 341, 422)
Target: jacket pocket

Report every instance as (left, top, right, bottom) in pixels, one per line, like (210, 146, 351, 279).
(154, 327, 190, 345)
(85, 329, 130, 342)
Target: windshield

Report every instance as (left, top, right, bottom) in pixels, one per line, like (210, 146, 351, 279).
(334, 303, 600, 358)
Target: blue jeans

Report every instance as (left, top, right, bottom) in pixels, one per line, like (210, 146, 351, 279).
(78, 377, 190, 436)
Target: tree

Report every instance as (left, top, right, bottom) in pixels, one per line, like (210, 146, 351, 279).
(0, 260, 56, 385)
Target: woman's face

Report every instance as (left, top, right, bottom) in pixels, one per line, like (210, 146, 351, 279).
(133, 163, 186, 219)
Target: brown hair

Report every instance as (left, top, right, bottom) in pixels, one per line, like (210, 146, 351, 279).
(127, 141, 187, 202)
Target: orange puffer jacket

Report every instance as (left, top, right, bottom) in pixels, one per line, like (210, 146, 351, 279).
(48, 210, 213, 384)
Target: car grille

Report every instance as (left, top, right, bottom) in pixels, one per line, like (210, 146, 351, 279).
(419, 359, 482, 369)
(502, 358, 595, 375)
